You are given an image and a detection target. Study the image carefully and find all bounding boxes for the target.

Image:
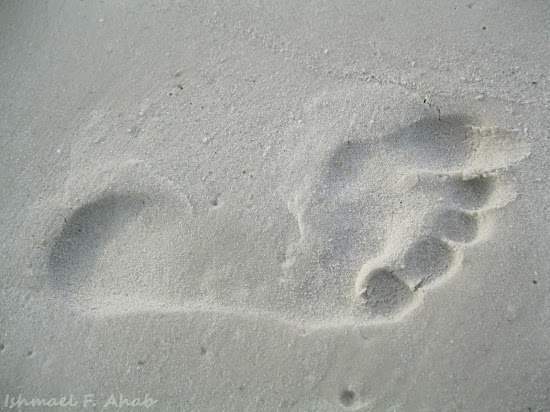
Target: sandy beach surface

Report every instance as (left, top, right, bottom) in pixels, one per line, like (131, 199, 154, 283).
(1, 1, 549, 410)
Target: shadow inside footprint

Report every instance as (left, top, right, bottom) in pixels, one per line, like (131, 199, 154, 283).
(433, 209, 478, 243)
(359, 269, 413, 318)
(397, 237, 454, 290)
(415, 173, 496, 210)
(383, 114, 477, 168)
(444, 175, 495, 210)
(48, 193, 149, 294)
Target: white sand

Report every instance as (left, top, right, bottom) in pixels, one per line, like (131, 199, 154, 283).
(1, 1, 549, 410)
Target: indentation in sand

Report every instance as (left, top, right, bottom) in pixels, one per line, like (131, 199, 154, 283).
(40, 90, 530, 326)
(352, 115, 529, 321)
(48, 194, 149, 293)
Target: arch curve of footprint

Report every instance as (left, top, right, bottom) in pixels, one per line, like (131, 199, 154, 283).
(42, 110, 530, 326)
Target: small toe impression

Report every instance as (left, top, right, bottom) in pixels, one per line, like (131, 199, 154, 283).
(358, 269, 413, 318)
(399, 236, 454, 289)
(445, 175, 495, 210)
(433, 209, 478, 243)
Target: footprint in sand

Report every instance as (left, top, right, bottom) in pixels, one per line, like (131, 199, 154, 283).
(42, 99, 529, 325)
(43, 159, 194, 306)
(329, 116, 527, 321)
(353, 171, 494, 319)
(48, 193, 149, 293)
(282, 109, 530, 322)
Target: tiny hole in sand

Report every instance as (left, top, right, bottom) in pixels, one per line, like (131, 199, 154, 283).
(339, 390, 355, 407)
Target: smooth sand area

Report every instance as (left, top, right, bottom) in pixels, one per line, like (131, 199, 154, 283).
(1, 1, 549, 410)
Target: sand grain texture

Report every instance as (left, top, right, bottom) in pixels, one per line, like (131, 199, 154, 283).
(1, 1, 549, 410)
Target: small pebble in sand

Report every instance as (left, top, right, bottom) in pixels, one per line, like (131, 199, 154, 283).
(475, 95, 484, 100)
